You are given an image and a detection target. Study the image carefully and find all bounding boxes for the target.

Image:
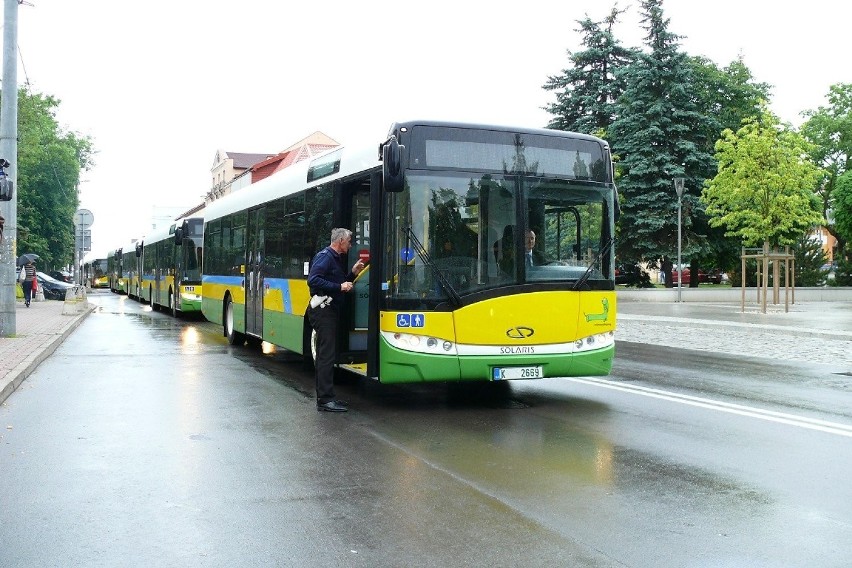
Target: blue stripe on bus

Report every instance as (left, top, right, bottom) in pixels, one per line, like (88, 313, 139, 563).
(203, 275, 243, 285)
(202, 275, 299, 314)
(263, 278, 293, 314)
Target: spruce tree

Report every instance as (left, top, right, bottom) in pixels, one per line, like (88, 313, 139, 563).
(542, 7, 635, 135)
(608, 0, 713, 266)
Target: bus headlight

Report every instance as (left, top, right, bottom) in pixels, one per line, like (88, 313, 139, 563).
(574, 331, 615, 353)
(384, 331, 457, 355)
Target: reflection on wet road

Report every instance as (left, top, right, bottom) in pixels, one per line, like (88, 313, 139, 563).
(1, 291, 850, 567)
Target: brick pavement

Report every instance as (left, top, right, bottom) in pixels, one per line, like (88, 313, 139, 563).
(616, 300, 852, 371)
(0, 296, 93, 404)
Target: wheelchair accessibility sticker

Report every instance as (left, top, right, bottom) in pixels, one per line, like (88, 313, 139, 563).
(396, 313, 425, 328)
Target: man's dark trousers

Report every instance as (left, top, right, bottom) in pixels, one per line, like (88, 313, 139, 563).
(308, 304, 338, 404)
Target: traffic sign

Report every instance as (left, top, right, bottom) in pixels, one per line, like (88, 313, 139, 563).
(74, 208, 94, 228)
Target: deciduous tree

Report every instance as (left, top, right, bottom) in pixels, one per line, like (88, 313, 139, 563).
(800, 82, 852, 258)
(11, 89, 94, 270)
(833, 170, 852, 248)
(701, 108, 823, 249)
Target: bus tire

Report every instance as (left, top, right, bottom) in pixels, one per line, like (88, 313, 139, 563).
(149, 286, 157, 310)
(225, 297, 245, 346)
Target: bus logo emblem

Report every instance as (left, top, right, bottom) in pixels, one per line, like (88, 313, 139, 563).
(506, 326, 534, 339)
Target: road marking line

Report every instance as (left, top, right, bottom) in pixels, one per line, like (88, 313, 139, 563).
(569, 377, 852, 438)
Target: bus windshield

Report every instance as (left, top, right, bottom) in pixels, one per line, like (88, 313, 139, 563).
(181, 218, 204, 282)
(384, 171, 614, 306)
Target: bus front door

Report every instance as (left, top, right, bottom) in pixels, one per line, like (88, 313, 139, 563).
(246, 207, 265, 339)
(341, 182, 371, 374)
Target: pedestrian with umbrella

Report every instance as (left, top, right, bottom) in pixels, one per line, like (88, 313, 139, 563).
(17, 254, 39, 307)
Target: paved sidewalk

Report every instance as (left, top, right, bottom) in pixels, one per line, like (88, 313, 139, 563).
(0, 297, 93, 404)
(617, 300, 852, 371)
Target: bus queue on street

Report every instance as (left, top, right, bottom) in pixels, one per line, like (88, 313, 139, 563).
(103, 121, 620, 385)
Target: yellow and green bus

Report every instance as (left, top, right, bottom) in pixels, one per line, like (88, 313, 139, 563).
(83, 254, 109, 289)
(107, 240, 141, 296)
(120, 242, 142, 299)
(202, 120, 618, 383)
(139, 216, 204, 317)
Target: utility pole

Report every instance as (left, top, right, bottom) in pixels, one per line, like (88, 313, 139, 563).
(0, 0, 19, 337)
(674, 177, 685, 303)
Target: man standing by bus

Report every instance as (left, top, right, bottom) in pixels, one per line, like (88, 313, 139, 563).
(307, 228, 366, 412)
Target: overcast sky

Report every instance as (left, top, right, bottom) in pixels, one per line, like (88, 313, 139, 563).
(4, 0, 850, 259)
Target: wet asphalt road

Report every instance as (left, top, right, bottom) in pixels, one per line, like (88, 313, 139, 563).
(1, 291, 851, 567)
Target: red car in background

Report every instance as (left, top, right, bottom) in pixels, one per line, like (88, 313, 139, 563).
(670, 266, 724, 285)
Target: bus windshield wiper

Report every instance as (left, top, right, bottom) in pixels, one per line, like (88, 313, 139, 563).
(573, 237, 614, 291)
(404, 227, 462, 307)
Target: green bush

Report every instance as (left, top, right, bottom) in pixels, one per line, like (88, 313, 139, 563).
(794, 236, 828, 286)
(832, 257, 852, 286)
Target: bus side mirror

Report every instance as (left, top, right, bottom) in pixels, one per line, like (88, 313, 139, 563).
(174, 227, 183, 245)
(382, 136, 405, 193)
(136, 243, 143, 258)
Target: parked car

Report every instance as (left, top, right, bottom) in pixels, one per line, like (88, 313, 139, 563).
(36, 271, 75, 300)
(614, 263, 649, 286)
(48, 270, 73, 283)
(705, 268, 725, 285)
(670, 266, 708, 285)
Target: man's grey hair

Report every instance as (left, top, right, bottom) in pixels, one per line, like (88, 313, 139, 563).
(330, 227, 352, 244)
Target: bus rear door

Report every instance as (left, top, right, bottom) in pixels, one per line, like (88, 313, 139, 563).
(246, 206, 265, 339)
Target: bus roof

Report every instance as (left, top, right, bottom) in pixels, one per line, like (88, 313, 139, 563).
(202, 120, 609, 225)
(141, 215, 204, 247)
(82, 251, 110, 263)
(387, 120, 609, 146)
(203, 140, 380, 224)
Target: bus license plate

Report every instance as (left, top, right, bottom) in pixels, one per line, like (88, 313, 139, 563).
(492, 366, 543, 380)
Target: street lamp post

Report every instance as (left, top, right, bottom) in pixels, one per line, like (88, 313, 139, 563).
(673, 178, 685, 302)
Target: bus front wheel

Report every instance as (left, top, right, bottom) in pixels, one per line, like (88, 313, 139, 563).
(169, 289, 178, 318)
(225, 298, 245, 346)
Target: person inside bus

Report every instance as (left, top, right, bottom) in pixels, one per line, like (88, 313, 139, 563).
(307, 227, 366, 413)
(524, 229, 548, 267)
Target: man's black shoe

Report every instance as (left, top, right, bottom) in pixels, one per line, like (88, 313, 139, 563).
(317, 400, 348, 412)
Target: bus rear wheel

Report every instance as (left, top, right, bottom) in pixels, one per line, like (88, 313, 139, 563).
(225, 298, 245, 346)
